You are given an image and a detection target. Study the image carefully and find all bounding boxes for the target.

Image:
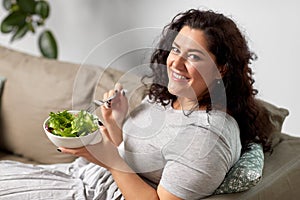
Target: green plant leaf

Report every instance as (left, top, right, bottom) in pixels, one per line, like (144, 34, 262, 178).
(11, 4, 20, 12)
(3, 0, 12, 11)
(38, 30, 58, 59)
(1, 11, 26, 26)
(1, 21, 14, 33)
(35, 0, 50, 19)
(10, 23, 29, 42)
(17, 0, 36, 13)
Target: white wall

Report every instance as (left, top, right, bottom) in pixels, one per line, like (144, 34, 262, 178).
(1, 0, 299, 136)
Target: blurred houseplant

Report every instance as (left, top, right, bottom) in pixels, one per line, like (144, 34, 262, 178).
(1, 0, 58, 59)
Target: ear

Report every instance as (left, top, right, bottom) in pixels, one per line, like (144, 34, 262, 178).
(215, 64, 227, 79)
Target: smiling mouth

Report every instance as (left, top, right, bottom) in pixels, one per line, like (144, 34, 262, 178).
(172, 71, 189, 82)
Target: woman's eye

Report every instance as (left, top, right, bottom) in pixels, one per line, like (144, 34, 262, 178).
(171, 46, 180, 54)
(188, 54, 201, 61)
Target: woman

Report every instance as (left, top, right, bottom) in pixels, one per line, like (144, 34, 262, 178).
(60, 9, 270, 199)
(0, 9, 270, 200)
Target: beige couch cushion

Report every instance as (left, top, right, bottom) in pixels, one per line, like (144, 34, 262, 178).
(0, 46, 82, 163)
(0, 47, 99, 163)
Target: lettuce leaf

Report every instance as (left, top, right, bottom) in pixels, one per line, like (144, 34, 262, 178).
(47, 110, 98, 137)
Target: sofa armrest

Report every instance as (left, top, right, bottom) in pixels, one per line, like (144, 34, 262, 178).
(204, 133, 300, 200)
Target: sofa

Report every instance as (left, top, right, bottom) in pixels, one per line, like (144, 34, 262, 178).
(0, 45, 299, 199)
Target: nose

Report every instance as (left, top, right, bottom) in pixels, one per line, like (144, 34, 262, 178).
(170, 54, 186, 70)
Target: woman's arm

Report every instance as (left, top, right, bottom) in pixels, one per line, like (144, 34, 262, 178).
(101, 119, 123, 146)
(109, 164, 159, 200)
(109, 164, 182, 200)
(60, 127, 182, 200)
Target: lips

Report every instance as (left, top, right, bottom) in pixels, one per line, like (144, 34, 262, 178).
(171, 71, 189, 82)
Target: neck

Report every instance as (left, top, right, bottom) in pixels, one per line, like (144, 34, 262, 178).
(173, 97, 199, 111)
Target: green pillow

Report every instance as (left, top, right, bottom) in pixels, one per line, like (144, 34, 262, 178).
(214, 143, 264, 194)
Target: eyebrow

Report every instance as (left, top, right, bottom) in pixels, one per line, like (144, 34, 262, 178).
(173, 42, 206, 56)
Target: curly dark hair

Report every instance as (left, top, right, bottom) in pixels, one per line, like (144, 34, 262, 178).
(143, 9, 272, 152)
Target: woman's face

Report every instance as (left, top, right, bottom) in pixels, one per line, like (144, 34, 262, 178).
(166, 26, 220, 101)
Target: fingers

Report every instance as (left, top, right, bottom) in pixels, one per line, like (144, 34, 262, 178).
(103, 83, 126, 109)
(114, 82, 123, 93)
(57, 146, 87, 156)
(103, 88, 115, 99)
(105, 101, 111, 109)
(114, 83, 127, 96)
(103, 89, 115, 109)
(103, 83, 124, 98)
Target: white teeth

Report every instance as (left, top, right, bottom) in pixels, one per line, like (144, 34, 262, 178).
(173, 72, 187, 80)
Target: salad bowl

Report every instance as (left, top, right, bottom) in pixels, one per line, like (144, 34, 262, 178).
(43, 110, 102, 148)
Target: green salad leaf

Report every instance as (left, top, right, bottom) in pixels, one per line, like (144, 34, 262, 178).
(47, 110, 99, 137)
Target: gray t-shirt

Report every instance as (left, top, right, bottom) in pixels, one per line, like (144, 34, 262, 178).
(118, 97, 241, 199)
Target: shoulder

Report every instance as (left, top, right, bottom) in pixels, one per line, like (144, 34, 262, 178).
(206, 110, 241, 157)
(162, 110, 241, 173)
(160, 111, 241, 199)
(176, 110, 240, 149)
(207, 110, 239, 132)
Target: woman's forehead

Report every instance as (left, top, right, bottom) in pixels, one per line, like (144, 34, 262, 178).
(175, 26, 209, 52)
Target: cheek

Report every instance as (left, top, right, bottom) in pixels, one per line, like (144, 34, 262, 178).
(188, 65, 203, 81)
(189, 65, 216, 93)
(166, 55, 175, 78)
(192, 64, 216, 82)
(166, 54, 172, 67)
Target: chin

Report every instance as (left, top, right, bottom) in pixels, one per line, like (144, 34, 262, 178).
(168, 83, 196, 99)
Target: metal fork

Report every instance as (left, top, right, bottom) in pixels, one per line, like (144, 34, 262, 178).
(85, 93, 117, 113)
(85, 89, 127, 113)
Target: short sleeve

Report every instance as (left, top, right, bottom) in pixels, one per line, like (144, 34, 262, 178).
(160, 128, 234, 199)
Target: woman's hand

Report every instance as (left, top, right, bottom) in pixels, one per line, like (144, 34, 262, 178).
(58, 126, 124, 170)
(101, 83, 128, 127)
(100, 83, 128, 146)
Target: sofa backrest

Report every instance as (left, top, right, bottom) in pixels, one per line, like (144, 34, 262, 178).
(0, 45, 290, 164)
(0, 46, 144, 164)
